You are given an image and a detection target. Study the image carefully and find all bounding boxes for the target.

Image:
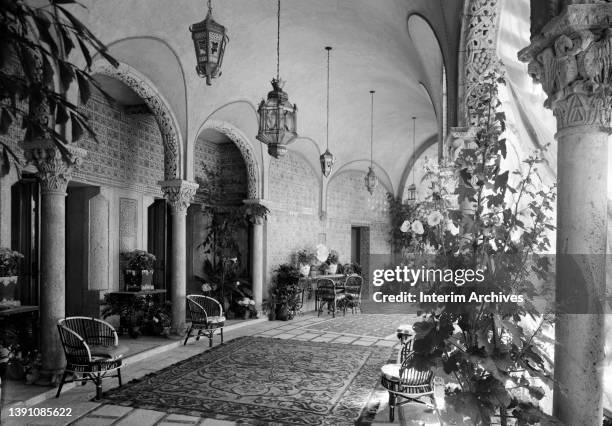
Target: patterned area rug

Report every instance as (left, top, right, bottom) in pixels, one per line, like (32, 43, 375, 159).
(303, 314, 417, 339)
(101, 336, 392, 425)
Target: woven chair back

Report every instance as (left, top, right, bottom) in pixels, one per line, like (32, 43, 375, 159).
(399, 352, 434, 386)
(316, 278, 337, 301)
(61, 317, 116, 346)
(343, 274, 363, 298)
(57, 323, 91, 364)
(187, 295, 223, 323)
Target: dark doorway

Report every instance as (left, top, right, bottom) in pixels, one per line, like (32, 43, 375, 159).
(351, 227, 361, 265)
(11, 177, 40, 306)
(148, 199, 172, 294)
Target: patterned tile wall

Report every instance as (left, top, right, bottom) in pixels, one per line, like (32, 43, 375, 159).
(266, 155, 392, 285)
(193, 139, 247, 206)
(74, 90, 165, 194)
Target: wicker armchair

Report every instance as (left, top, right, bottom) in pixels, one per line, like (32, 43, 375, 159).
(56, 317, 126, 400)
(380, 343, 436, 422)
(184, 295, 225, 347)
(316, 278, 345, 318)
(343, 274, 363, 314)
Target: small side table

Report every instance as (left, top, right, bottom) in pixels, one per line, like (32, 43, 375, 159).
(0, 306, 39, 349)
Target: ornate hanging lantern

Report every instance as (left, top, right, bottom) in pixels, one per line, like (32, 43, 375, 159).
(256, 0, 298, 158)
(406, 116, 417, 204)
(190, 0, 229, 85)
(320, 46, 335, 177)
(365, 90, 378, 195)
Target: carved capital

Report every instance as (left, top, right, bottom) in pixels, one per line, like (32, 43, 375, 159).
(519, 4, 612, 130)
(160, 180, 198, 214)
(23, 141, 86, 195)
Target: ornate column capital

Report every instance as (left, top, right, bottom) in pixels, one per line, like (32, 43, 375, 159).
(23, 140, 86, 195)
(242, 198, 269, 224)
(159, 179, 198, 215)
(518, 4, 612, 131)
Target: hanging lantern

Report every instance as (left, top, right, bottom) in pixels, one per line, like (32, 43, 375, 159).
(365, 166, 378, 195)
(406, 183, 417, 203)
(320, 149, 335, 177)
(320, 46, 335, 177)
(257, 78, 298, 158)
(365, 90, 378, 195)
(256, 0, 298, 158)
(406, 117, 417, 203)
(190, 0, 229, 86)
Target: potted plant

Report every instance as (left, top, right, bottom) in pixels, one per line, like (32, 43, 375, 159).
(0, 248, 24, 308)
(326, 249, 339, 274)
(122, 250, 156, 292)
(296, 249, 315, 277)
(270, 264, 301, 320)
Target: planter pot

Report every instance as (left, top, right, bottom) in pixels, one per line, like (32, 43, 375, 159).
(275, 304, 290, 321)
(328, 264, 338, 274)
(299, 264, 311, 277)
(0, 276, 20, 308)
(124, 270, 154, 292)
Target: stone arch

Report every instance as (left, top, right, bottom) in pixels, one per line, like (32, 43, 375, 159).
(91, 60, 183, 180)
(196, 120, 261, 200)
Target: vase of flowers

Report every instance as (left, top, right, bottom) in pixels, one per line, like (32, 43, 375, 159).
(0, 248, 24, 308)
(296, 249, 315, 277)
(122, 250, 156, 292)
(326, 249, 339, 274)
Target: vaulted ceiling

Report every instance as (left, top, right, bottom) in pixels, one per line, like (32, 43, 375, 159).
(76, 0, 465, 193)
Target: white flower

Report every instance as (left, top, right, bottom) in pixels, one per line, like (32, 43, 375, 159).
(510, 227, 523, 243)
(400, 220, 411, 233)
(316, 244, 329, 263)
(411, 220, 424, 235)
(427, 211, 444, 227)
(249, 300, 256, 305)
(446, 220, 460, 236)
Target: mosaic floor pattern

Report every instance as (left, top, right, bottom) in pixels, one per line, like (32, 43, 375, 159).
(300, 314, 417, 339)
(100, 336, 392, 425)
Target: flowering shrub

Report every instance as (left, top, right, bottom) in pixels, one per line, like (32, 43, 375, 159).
(393, 67, 559, 424)
(0, 248, 24, 276)
(123, 250, 156, 271)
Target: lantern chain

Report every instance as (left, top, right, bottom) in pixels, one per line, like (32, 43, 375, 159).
(208, 0, 212, 14)
(277, 0, 280, 81)
(326, 47, 331, 151)
(370, 90, 375, 167)
(412, 116, 416, 187)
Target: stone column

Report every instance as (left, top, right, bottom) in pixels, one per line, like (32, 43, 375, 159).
(251, 217, 264, 314)
(243, 199, 266, 315)
(23, 141, 85, 382)
(160, 179, 198, 334)
(519, 4, 612, 424)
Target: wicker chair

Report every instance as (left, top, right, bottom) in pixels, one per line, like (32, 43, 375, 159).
(56, 317, 126, 400)
(184, 295, 225, 347)
(316, 278, 345, 318)
(343, 274, 363, 314)
(380, 341, 435, 422)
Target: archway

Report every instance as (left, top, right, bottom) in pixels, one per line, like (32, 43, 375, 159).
(190, 126, 256, 319)
(91, 60, 183, 180)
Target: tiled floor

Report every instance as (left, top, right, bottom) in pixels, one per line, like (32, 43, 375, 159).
(0, 313, 440, 426)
